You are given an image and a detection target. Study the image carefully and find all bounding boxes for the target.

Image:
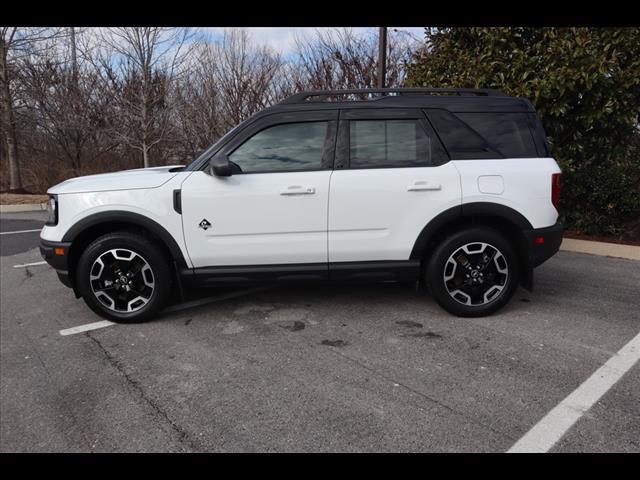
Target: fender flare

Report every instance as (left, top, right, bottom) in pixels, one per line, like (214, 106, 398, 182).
(409, 202, 533, 260)
(62, 210, 189, 269)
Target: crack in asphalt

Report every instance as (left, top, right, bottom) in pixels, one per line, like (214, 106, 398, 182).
(86, 332, 202, 452)
(13, 321, 95, 451)
(324, 346, 516, 442)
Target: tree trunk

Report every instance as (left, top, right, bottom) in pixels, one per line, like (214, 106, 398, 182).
(142, 141, 150, 169)
(0, 38, 23, 192)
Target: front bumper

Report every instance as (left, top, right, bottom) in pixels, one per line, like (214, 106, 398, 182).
(40, 238, 73, 288)
(525, 223, 564, 268)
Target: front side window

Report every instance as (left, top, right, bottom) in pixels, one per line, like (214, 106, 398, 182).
(349, 119, 446, 168)
(229, 121, 328, 173)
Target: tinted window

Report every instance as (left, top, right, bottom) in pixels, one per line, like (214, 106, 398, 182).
(456, 113, 538, 158)
(229, 122, 328, 173)
(528, 113, 551, 157)
(349, 119, 446, 168)
(425, 109, 500, 160)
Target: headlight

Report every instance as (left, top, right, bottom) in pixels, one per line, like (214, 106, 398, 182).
(46, 195, 58, 226)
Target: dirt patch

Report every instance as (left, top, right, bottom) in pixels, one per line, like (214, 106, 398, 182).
(564, 230, 640, 247)
(0, 193, 49, 205)
(401, 331, 442, 339)
(279, 320, 306, 332)
(564, 217, 640, 247)
(396, 320, 423, 328)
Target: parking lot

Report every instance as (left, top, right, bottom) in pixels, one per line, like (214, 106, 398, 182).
(1, 210, 638, 452)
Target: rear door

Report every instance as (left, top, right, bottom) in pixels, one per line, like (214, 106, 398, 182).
(328, 108, 461, 263)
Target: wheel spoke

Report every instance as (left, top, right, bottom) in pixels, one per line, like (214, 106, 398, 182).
(95, 291, 115, 310)
(449, 289, 472, 305)
(127, 296, 149, 312)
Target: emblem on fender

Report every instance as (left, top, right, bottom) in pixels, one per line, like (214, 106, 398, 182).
(198, 219, 212, 230)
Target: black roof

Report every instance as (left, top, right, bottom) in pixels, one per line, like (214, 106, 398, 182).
(262, 88, 535, 114)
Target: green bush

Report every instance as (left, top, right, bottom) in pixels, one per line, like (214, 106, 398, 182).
(406, 27, 640, 236)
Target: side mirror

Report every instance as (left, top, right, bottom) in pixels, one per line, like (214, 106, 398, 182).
(208, 154, 232, 177)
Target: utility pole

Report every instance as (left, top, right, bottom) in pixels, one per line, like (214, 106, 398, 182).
(377, 26, 387, 89)
(70, 26, 78, 84)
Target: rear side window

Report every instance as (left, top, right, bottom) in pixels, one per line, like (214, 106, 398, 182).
(456, 112, 539, 158)
(425, 109, 501, 160)
(349, 119, 447, 168)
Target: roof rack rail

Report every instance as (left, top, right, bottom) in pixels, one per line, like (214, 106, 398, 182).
(279, 88, 507, 104)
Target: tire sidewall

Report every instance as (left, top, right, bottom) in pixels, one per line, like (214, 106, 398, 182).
(76, 232, 171, 323)
(427, 227, 520, 317)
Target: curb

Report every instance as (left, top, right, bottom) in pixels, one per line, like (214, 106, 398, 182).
(0, 203, 47, 213)
(560, 238, 640, 261)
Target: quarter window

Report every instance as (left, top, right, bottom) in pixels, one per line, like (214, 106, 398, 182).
(229, 121, 329, 173)
(455, 113, 538, 158)
(349, 119, 446, 168)
(425, 109, 500, 160)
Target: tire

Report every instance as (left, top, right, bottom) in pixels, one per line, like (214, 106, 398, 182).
(426, 227, 520, 317)
(76, 231, 172, 323)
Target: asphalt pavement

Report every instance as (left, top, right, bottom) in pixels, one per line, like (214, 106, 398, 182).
(1, 210, 638, 452)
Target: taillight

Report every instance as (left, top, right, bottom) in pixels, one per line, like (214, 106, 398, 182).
(551, 173, 561, 211)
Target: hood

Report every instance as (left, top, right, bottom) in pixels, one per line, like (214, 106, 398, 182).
(48, 165, 185, 195)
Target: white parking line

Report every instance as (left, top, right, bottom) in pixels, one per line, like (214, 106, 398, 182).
(13, 261, 48, 268)
(58, 286, 270, 336)
(0, 228, 42, 235)
(60, 320, 115, 336)
(507, 331, 640, 453)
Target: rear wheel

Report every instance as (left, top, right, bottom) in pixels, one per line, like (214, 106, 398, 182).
(426, 227, 519, 317)
(76, 231, 172, 323)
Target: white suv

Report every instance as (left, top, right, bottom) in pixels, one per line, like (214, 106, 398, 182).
(40, 88, 563, 322)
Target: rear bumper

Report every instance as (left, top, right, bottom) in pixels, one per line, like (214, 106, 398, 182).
(525, 223, 564, 268)
(39, 238, 73, 288)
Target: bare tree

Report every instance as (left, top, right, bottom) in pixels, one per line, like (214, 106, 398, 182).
(289, 28, 415, 95)
(171, 41, 225, 158)
(99, 27, 193, 168)
(171, 29, 286, 159)
(211, 29, 283, 128)
(19, 39, 117, 176)
(0, 27, 63, 192)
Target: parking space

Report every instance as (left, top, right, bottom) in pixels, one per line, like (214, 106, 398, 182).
(1, 211, 639, 452)
(0, 211, 46, 256)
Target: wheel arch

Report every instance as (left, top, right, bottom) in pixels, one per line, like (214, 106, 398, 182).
(62, 211, 189, 292)
(410, 202, 534, 290)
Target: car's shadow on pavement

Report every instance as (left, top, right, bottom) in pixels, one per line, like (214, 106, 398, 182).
(155, 280, 533, 325)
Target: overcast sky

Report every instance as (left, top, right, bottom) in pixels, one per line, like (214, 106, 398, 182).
(202, 27, 425, 55)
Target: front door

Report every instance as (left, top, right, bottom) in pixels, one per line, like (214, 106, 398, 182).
(181, 111, 337, 268)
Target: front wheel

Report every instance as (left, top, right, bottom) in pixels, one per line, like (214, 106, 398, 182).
(76, 231, 172, 323)
(426, 227, 520, 317)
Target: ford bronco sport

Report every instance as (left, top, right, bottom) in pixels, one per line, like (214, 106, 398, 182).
(40, 88, 563, 322)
